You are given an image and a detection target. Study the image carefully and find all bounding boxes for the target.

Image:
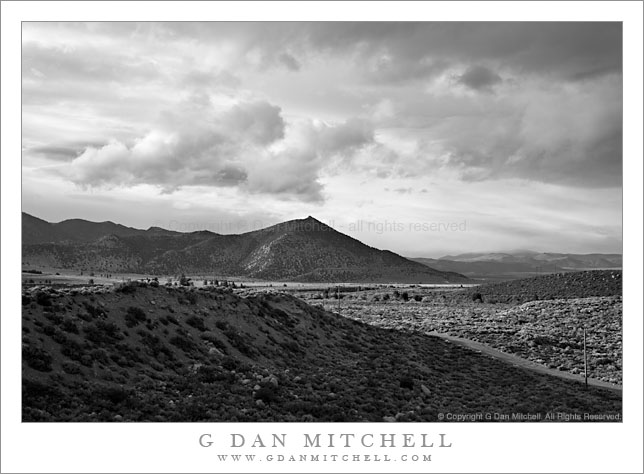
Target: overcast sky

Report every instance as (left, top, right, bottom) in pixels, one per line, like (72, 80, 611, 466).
(21, 22, 622, 257)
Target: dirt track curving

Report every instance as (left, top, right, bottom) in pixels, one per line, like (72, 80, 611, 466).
(426, 331, 622, 394)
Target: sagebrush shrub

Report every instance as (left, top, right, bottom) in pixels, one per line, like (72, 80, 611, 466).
(61, 318, 79, 334)
(186, 315, 206, 331)
(399, 376, 414, 390)
(23, 345, 53, 372)
(62, 361, 82, 375)
(84, 321, 123, 344)
(169, 334, 198, 353)
(255, 385, 278, 403)
(215, 320, 229, 331)
(35, 292, 52, 307)
(125, 306, 147, 328)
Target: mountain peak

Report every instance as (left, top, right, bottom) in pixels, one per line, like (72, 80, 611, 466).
(259, 216, 331, 234)
(298, 215, 324, 225)
(22, 212, 469, 283)
(295, 216, 331, 232)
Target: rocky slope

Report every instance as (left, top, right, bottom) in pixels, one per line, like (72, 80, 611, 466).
(22, 282, 620, 422)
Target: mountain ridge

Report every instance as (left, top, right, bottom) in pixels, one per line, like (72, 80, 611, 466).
(411, 251, 621, 280)
(22, 213, 468, 283)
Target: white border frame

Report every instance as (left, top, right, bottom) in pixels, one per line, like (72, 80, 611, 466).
(2, 2, 642, 473)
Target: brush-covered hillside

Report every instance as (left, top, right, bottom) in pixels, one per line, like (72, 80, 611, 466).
(22, 214, 467, 283)
(473, 270, 622, 303)
(22, 282, 620, 422)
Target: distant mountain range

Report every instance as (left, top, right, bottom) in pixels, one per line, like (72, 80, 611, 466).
(22, 213, 468, 283)
(411, 250, 621, 280)
(22, 212, 181, 245)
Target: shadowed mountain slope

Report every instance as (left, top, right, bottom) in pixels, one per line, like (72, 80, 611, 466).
(22, 214, 468, 283)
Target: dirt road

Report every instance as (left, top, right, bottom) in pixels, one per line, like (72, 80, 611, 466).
(426, 331, 622, 394)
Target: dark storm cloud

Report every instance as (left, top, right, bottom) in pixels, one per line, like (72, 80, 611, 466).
(278, 53, 301, 71)
(442, 113, 622, 188)
(26, 142, 108, 162)
(27, 145, 80, 161)
(456, 65, 502, 91)
(186, 21, 621, 83)
(374, 65, 621, 189)
(26, 21, 621, 87)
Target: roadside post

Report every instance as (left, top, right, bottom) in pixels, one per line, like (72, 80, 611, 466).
(583, 327, 588, 389)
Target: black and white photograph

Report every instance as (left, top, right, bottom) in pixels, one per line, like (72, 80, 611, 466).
(2, 2, 643, 473)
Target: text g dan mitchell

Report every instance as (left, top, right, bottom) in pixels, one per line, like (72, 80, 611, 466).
(199, 432, 453, 449)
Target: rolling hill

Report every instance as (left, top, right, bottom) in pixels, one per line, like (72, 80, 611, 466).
(22, 282, 621, 421)
(22, 213, 468, 283)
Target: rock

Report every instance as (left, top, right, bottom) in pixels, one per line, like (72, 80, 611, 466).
(383, 416, 396, 422)
(113, 414, 123, 421)
(421, 384, 431, 396)
(208, 347, 225, 356)
(253, 384, 261, 391)
(255, 399, 265, 408)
